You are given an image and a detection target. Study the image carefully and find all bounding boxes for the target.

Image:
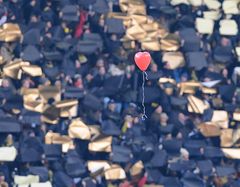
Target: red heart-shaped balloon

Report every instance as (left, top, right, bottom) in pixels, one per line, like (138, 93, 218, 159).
(134, 52, 151, 72)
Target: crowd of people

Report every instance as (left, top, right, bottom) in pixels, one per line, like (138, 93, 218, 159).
(0, 0, 239, 186)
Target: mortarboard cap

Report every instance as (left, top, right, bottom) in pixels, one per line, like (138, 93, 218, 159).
(196, 18, 214, 34)
(220, 129, 234, 147)
(64, 150, 86, 177)
(53, 171, 73, 187)
(101, 120, 121, 136)
(160, 176, 181, 187)
(145, 168, 162, 183)
(181, 171, 205, 187)
(14, 175, 39, 186)
(198, 122, 221, 137)
(130, 161, 144, 176)
(0, 23, 22, 42)
(204, 0, 221, 10)
(179, 28, 200, 52)
(77, 40, 100, 54)
(159, 124, 175, 135)
(87, 160, 110, 175)
(219, 85, 236, 102)
(222, 148, 240, 159)
(68, 118, 91, 140)
(110, 145, 132, 163)
(162, 52, 185, 70)
(216, 166, 236, 177)
(162, 139, 182, 156)
(213, 46, 233, 64)
(197, 160, 213, 176)
(219, 19, 238, 36)
(61, 5, 79, 22)
(29, 167, 49, 182)
(203, 10, 222, 20)
(169, 160, 196, 172)
(186, 52, 208, 70)
(160, 33, 180, 52)
(147, 149, 168, 167)
(55, 99, 78, 118)
(30, 181, 52, 187)
(43, 50, 63, 61)
(184, 140, 206, 157)
(38, 85, 61, 103)
(63, 86, 84, 99)
(82, 94, 103, 111)
(20, 110, 41, 125)
(211, 110, 229, 129)
(0, 117, 21, 133)
(20, 147, 42, 163)
(204, 146, 224, 158)
(106, 18, 125, 34)
(0, 146, 17, 161)
(92, 0, 109, 14)
(222, 0, 240, 15)
(78, 0, 96, 7)
(88, 135, 112, 153)
(44, 144, 62, 160)
(138, 87, 161, 103)
(23, 28, 40, 45)
(187, 95, 209, 114)
(104, 164, 126, 180)
(21, 45, 42, 62)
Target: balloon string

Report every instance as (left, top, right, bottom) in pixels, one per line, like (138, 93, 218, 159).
(142, 71, 148, 120)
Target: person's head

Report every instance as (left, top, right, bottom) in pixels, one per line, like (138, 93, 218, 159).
(0, 172, 5, 182)
(150, 63, 158, 72)
(154, 105, 163, 114)
(2, 79, 10, 88)
(30, 15, 38, 23)
(75, 60, 81, 68)
(96, 58, 104, 68)
(99, 66, 106, 75)
(5, 134, 13, 146)
(108, 101, 116, 112)
(159, 113, 168, 125)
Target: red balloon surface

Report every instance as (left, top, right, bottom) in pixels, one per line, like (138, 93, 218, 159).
(134, 52, 151, 71)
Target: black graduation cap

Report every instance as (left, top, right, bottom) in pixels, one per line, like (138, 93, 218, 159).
(224, 103, 237, 113)
(0, 117, 21, 133)
(138, 87, 161, 104)
(78, 0, 96, 8)
(160, 176, 181, 187)
(43, 50, 63, 61)
(23, 28, 41, 45)
(83, 33, 103, 49)
(82, 94, 103, 111)
(146, 168, 162, 183)
(102, 75, 124, 97)
(111, 145, 132, 163)
(179, 28, 201, 52)
(20, 110, 41, 126)
(181, 171, 205, 187)
(3, 94, 23, 111)
(77, 41, 100, 54)
(170, 96, 188, 111)
(29, 166, 49, 182)
(213, 46, 233, 64)
(169, 160, 196, 172)
(204, 146, 224, 158)
(101, 120, 121, 136)
(146, 71, 162, 81)
(186, 52, 208, 70)
(52, 26, 65, 42)
(159, 5, 177, 16)
(202, 108, 214, 122)
(43, 65, 61, 80)
(159, 124, 174, 135)
(61, 5, 79, 22)
(219, 84, 236, 103)
(20, 147, 42, 162)
(53, 171, 73, 187)
(146, 149, 168, 167)
(21, 45, 42, 62)
(63, 86, 84, 99)
(184, 140, 206, 157)
(56, 38, 77, 51)
(44, 144, 62, 160)
(64, 150, 86, 178)
(145, 0, 167, 8)
(105, 18, 125, 34)
(92, 0, 109, 14)
(162, 139, 182, 156)
(216, 166, 236, 177)
(0, 87, 14, 99)
(197, 160, 213, 176)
